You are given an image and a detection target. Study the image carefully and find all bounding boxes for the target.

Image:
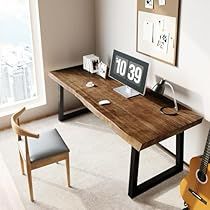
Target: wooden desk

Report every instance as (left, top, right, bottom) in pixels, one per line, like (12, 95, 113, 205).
(49, 65, 203, 198)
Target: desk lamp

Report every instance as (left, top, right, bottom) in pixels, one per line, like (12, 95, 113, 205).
(152, 79, 178, 116)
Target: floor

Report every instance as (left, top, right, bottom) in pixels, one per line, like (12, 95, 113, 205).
(0, 113, 186, 210)
(0, 154, 24, 210)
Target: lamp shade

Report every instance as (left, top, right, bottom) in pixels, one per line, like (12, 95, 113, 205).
(152, 79, 166, 95)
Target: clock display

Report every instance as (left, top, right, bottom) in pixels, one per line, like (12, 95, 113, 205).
(109, 50, 149, 96)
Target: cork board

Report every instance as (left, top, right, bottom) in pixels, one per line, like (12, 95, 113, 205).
(137, 0, 180, 66)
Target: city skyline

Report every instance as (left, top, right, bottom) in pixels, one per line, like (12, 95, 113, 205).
(0, 46, 37, 107)
(0, 0, 37, 108)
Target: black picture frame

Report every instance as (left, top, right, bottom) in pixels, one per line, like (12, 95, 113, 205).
(109, 50, 149, 96)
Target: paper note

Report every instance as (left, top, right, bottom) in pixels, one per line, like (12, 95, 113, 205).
(154, 19, 165, 44)
(169, 37, 175, 49)
(159, 0, 166, 6)
(157, 20, 165, 32)
(145, 0, 154, 9)
(156, 32, 170, 53)
(143, 21, 154, 43)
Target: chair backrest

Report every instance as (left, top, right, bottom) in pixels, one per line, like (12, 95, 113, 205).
(11, 107, 39, 162)
(11, 107, 39, 140)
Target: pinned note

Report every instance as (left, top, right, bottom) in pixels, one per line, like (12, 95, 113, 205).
(143, 21, 154, 43)
(154, 19, 165, 44)
(156, 32, 170, 54)
(145, 0, 154, 9)
(169, 37, 175, 49)
(159, 0, 166, 6)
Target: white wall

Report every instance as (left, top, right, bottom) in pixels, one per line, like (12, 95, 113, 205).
(0, 0, 95, 129)
(1, 0, 209, 163)
(95, 0, 210, 163)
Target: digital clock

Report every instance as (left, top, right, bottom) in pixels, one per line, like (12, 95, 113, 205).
(109, 50, 149, 98)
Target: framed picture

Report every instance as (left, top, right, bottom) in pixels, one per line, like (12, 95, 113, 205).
(137, 0, 180, 66)
(83, 54, 99, 73)
(96, 62, 108, 79)
(145, 0, 154, 9)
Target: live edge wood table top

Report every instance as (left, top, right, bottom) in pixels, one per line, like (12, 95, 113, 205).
(49, 65, 203, 152)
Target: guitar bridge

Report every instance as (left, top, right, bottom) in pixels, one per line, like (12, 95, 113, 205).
(188, 188, 207, 205)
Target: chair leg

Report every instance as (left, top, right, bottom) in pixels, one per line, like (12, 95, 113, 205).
(65, 154, 70, 187)
(26, 164, 34, 202)
(19, 151, 25, 175)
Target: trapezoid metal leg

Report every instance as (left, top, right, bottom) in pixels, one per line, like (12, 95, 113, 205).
(128, 132, 184, 198)
(58, 85, 89, 121)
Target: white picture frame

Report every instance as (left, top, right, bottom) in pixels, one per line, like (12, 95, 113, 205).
(96, 62, 108, 79)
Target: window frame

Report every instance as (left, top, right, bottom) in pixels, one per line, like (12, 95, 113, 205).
(0, 0, 46, 117)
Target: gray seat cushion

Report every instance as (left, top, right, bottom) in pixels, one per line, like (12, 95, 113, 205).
(28, 129, 69, 162)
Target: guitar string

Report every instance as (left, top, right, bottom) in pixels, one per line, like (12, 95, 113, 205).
(200, 133, 210, 174)
(194, 130, 210, 195)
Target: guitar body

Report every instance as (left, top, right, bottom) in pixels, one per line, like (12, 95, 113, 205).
(180, 156, 210, 210)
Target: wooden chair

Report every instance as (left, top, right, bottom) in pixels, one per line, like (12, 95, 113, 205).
(11, 107, 70, 202)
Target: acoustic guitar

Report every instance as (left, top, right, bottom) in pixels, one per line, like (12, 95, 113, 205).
(180, 130, 210, 210)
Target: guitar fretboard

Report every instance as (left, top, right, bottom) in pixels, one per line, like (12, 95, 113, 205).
(200, 129, 210, 174)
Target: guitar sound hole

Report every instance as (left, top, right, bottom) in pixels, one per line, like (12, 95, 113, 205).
(197, 170, 207, 183)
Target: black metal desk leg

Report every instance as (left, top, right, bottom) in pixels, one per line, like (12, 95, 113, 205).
(58, 85, 65, 121)
(128, 132, 184, 199)
(58, 85, 89, 122)
(128, 147, 140, 198)
(176, 132, 184, 171)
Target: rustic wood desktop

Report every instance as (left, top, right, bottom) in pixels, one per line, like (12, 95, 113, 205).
(49, 65, 203, 198)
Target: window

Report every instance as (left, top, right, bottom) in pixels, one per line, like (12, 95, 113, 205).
(0, 0, 46, 117)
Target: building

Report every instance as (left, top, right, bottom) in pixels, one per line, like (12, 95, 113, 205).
(0, 46, 36, 107)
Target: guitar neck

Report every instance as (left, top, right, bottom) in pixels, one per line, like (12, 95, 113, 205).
(200, 129, 210, 174)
